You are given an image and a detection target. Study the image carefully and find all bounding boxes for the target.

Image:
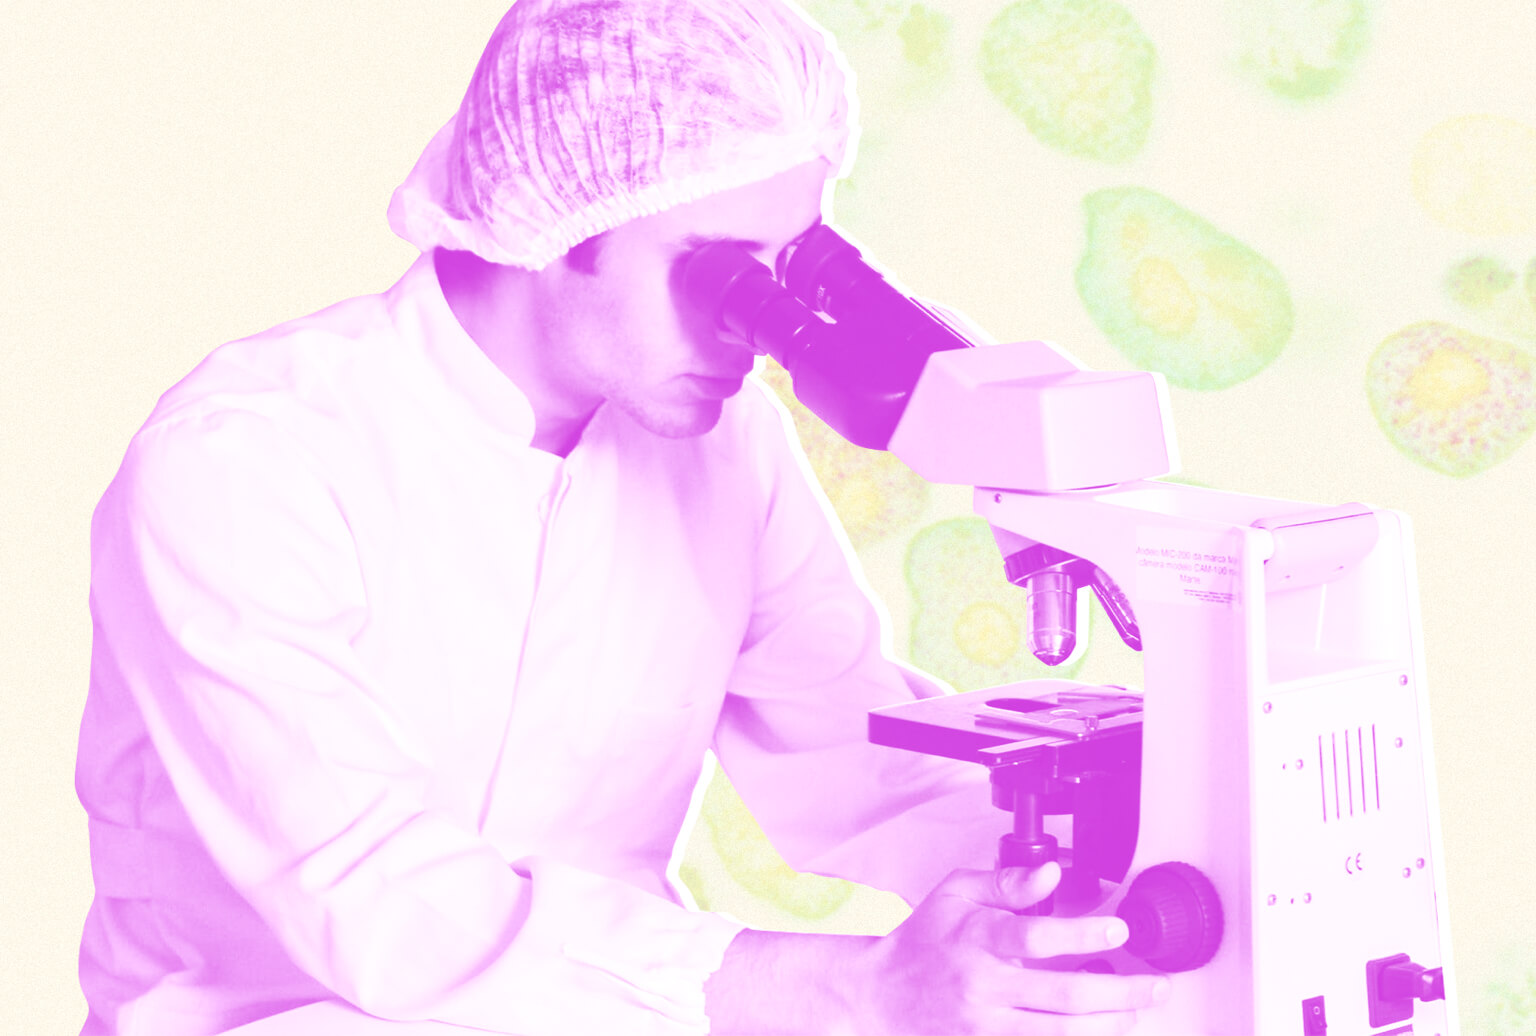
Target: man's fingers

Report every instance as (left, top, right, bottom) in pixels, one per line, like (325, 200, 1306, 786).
(938, 862, 1062, 912)
(1006, 968, 1171, 1016)
(977, 912, 1130, 960)
(983, 1004, 1140, 1036)
(962, 959, 1163, 1030)
(914, 868, 1169, 1029)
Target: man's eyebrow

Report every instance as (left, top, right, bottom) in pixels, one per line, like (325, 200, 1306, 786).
(679, 232, 768, 252)
(678, 220, 824, 255)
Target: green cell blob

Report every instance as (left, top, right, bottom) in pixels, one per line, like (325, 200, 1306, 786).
(1441, 255, 1536, 341)
(1526, 256, 1536, 315)
(1366, 321, 1536, 477)
(696, 769, 854, 919)
(1488, 959, 1536, 1036)
(898, 4, 953, 73)
(978, 0, 1156, 163)
(762, 361, 929, 548)
(1445, 255, 1516, 310)
(907, 518, 1087, 692)
(1076, 186, 1294, 390)
(1235, 0, 1370, 101)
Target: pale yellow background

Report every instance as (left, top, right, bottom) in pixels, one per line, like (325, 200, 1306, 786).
(3, 2, 1533, 1033)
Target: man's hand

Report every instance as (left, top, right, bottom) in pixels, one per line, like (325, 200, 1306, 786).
(851, 861, 1168, 1034)
(706, 861, 1170, 1035)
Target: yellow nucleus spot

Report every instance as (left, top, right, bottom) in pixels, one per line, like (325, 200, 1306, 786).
(829, 474, 886, 537)
(953, 602, 1020, 667)
(1119, 213, 1150, 253)
(1130, 257, 1199, 335)
(1406, 347, 1490, 413)
(1412, 115, 1536, 236)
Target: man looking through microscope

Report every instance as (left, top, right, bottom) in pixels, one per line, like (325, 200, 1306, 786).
(76, 1, 1170, 1032)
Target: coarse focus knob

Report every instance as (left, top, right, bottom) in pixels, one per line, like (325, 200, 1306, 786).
(1115, 861, 1224, 972)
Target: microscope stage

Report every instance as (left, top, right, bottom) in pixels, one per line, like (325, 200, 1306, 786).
(869, 680, 1144, 768)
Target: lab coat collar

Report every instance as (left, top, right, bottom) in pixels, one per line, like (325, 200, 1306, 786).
(388, 251, 543, 449)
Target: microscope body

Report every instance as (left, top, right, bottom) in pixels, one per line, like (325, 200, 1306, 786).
(680, 229, 1457, 1034)
(871, 342, 1458, 1032)
(967, 482, 1456, 1034)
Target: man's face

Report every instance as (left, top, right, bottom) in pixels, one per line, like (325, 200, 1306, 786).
(533, 158, 830, 439)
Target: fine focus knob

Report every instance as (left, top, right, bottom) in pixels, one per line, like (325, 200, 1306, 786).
(1115, 862, 1223, 972)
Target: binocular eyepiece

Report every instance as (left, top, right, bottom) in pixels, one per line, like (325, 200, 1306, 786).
(680, 224, 972, 451)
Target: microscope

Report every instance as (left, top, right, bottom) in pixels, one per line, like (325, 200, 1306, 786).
(683, 226, 1458, 1035)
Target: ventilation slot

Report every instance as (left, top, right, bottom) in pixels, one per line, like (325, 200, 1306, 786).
(1318, 724, 1380, 823)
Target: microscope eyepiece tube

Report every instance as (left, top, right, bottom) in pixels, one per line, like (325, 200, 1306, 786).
(677, 241, 824, 375)
(680, 241, 946, 450)
(779, 224, 974, 364)
(779, 225, 910, 324)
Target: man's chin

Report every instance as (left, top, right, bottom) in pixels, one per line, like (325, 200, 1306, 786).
(627, 399, 725, 440)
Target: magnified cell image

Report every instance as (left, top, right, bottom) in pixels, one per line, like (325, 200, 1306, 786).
(908, 518, 1087, 692)
(1366, 321, 1536, 477)
(1233, 0, 1369, 101)
(1413, 115, 1536, 236)
(1445, 256, 1517, 311)
(1076, 187, 1294, 390)
(688, 768, 854, 920)
(760, 360, 929, 549)
(978, 0, 1156, 163)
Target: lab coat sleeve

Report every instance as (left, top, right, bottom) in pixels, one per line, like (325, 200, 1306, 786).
(713, 392, 1000, 908)
(91, 408, 742, 1034)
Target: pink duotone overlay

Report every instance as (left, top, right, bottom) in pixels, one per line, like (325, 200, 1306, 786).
(75, 0, 1455, 1034)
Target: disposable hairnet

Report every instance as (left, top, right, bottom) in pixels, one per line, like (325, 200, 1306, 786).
(388, 0, 855, 270)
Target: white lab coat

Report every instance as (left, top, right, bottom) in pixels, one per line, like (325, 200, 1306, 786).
(76, 254, 997, 1035)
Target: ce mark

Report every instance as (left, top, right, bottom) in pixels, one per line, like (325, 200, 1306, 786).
(1344, 852, 1365, 875)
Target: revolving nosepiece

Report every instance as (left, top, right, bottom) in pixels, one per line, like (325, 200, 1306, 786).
(1003, 542, 1143, 664)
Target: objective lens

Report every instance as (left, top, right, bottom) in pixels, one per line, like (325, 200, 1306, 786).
(1024, 569, 1078, 666)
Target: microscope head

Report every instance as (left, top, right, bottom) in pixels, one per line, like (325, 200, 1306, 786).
(679, 224, 1176, 490)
